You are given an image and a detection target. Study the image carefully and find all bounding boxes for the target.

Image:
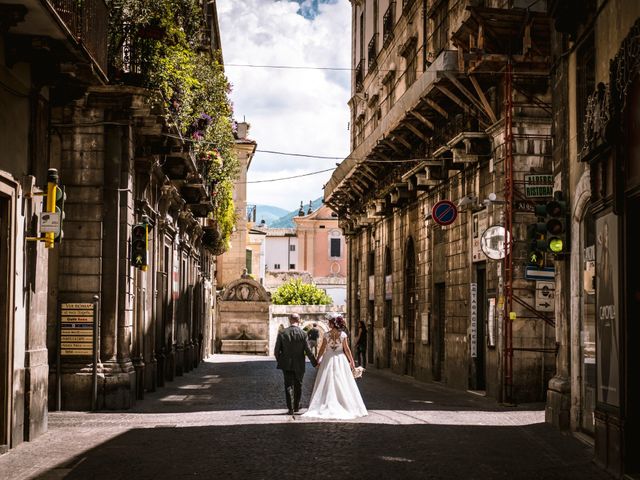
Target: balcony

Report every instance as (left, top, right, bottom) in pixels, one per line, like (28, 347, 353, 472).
(367, 34, 378, 70)
(355, 59, 364, 92)
(49, 0, 108, 76)
(402, 0, 416, 13)
(383, 2, 396, 47)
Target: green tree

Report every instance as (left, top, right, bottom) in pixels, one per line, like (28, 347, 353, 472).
(272, 279, 333, 306)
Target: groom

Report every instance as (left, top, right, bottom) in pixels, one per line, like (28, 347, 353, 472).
(274, 313, 318, 414)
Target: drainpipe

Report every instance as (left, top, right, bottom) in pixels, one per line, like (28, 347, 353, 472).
(422, 0, 428, 71)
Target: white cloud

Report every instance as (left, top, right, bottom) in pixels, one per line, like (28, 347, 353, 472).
(217, 0, 351, 210)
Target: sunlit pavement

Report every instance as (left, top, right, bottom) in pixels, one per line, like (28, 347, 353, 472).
(0, 355, 608, 480)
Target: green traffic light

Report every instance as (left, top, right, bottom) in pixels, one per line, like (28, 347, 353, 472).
(549, 237, 564, 253)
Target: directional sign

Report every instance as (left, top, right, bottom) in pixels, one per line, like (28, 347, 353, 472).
(535, 280, 555, 312)
(60, 302, 94, 357)
(432, 200, 458, 226)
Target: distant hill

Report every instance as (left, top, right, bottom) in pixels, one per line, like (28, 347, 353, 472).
(270, 197, 323, 228)
(253, 205, 289, 225)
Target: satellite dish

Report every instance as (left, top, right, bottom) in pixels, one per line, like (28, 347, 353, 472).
(480, 225, 510, 260)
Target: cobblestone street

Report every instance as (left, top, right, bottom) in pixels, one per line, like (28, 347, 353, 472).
(0, 355, 609, 480)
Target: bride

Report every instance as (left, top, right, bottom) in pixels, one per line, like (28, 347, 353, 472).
(302, 316, 368, 420)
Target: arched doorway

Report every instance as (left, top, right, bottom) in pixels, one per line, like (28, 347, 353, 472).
(384, 247, 392, 368)
(404, 237, 416, 376)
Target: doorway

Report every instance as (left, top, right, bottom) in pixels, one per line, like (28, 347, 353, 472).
(0, 194, 10, 452)
(404, 238, 416, 376)
(432, 282, 446, 381)
(625, 195, 640, 474)
(384, 248, 392, 368)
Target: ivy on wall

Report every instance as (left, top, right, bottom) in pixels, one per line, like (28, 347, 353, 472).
(108, 0, 239, 252)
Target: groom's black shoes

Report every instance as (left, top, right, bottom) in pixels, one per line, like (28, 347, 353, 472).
(287, 409, 294, 415)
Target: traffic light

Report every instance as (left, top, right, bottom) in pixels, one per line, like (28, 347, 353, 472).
(131, 222, 148, 271)
(44, 169, 59, 249)
(54, 185, 66, 243)
(544, 192, 568, 254)
(526, 222, 546, 267)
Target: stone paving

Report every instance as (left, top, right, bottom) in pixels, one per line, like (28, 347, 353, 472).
(0, 355, 611, 480)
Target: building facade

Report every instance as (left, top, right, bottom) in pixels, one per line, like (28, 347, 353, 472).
(546, 1, 640, 477)
(216, 122, 256, 288)
(326, 0, 555, 398)
(2, 0, 236, 452)
(1, 0, 107, 451)
(293, 204, 348, 305)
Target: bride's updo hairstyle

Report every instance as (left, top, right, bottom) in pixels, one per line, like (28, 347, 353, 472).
(329, 316, 346, 330)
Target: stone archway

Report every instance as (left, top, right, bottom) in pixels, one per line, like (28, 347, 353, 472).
(218, 277, 271, 355)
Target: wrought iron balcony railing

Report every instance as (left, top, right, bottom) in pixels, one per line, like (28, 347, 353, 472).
(368, 34, 378, 69)
(49, 0, 108, 76)
(402, 0, 416, 13)
(383, 2, 396, 46)
(355, 59, 364, 92)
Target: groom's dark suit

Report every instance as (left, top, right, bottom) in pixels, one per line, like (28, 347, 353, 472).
(274, 325, 318, 413)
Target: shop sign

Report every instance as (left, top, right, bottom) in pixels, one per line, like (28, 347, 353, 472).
(524, 174, 554, 198)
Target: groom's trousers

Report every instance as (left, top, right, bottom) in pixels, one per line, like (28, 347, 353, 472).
(283, 370, 303, 412)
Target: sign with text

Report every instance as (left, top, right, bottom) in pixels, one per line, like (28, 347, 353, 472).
(524, 174, 554, 198)
(470, 283, 478, 358)
(60, 303, 94, 356)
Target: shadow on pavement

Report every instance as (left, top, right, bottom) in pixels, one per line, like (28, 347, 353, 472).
(119, 357, 529, 414)
(35, 422, 607, 480)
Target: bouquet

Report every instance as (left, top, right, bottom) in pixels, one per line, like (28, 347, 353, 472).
(352, 366, 365, 379)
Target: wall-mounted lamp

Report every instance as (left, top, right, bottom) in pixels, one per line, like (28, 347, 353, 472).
(483, 192, 506, 207)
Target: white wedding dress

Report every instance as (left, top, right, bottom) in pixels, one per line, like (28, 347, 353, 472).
(302, 331, 368, 420)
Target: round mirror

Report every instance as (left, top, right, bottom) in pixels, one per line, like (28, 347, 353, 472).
(480, 225, 510, 260)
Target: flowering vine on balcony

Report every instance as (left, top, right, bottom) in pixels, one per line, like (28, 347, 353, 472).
(108, 0, 239, 253)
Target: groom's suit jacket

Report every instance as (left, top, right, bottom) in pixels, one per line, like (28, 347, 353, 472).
(274, 325, 317, 377)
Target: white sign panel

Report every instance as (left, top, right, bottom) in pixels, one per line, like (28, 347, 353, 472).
(535, 280, 555, 312)
(470, 283, 478, 358)
(39, 212, 61, 234)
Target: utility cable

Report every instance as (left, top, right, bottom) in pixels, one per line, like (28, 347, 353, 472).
(245, 167, 335, 184)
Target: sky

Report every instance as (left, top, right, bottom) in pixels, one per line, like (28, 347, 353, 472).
(217, 0, 351, 211)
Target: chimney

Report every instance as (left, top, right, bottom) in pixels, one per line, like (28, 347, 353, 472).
(236, 122, 250, 140)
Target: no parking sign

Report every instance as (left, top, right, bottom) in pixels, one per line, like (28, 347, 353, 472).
(432, 200, 458, 226)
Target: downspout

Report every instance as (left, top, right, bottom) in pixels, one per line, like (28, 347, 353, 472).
(422, 0, 428, 71)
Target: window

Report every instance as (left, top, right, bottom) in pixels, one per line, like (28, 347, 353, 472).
(330, 238, 342, 258)
(431, 0, 449, 56)
(577, 32, 595, 152)
(289, 244, 296, 252)
(289, 264, 296, 270)
(405, 44, 417, 88)
(274, 263, 281, 270)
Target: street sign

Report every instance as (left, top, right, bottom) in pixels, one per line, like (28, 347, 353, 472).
(470, 283, 478, 358)
(60, 303, 94, 356)
(432, 200, 458, 226)
(524, 174, 554, 198)
(535, 280, 555, 312)
(525, 266, 555, 281)
(39, 211, 61, 234)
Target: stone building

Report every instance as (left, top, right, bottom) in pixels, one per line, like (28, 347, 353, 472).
(44, 2, 227, 410)
(545, 1, 640, 477)
(293, 204, 348, 305)
(325, 0, 555, 401)
(216, 122, 257, 288)
(1, 0, 107, 451)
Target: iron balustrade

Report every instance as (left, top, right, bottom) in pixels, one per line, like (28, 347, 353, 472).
(402, 0, 416, 12)
(383, 2, 396, 46)
(368, 34, 378, 69)
(49, 0, 108, 75)
(355, 59, 364, 92)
